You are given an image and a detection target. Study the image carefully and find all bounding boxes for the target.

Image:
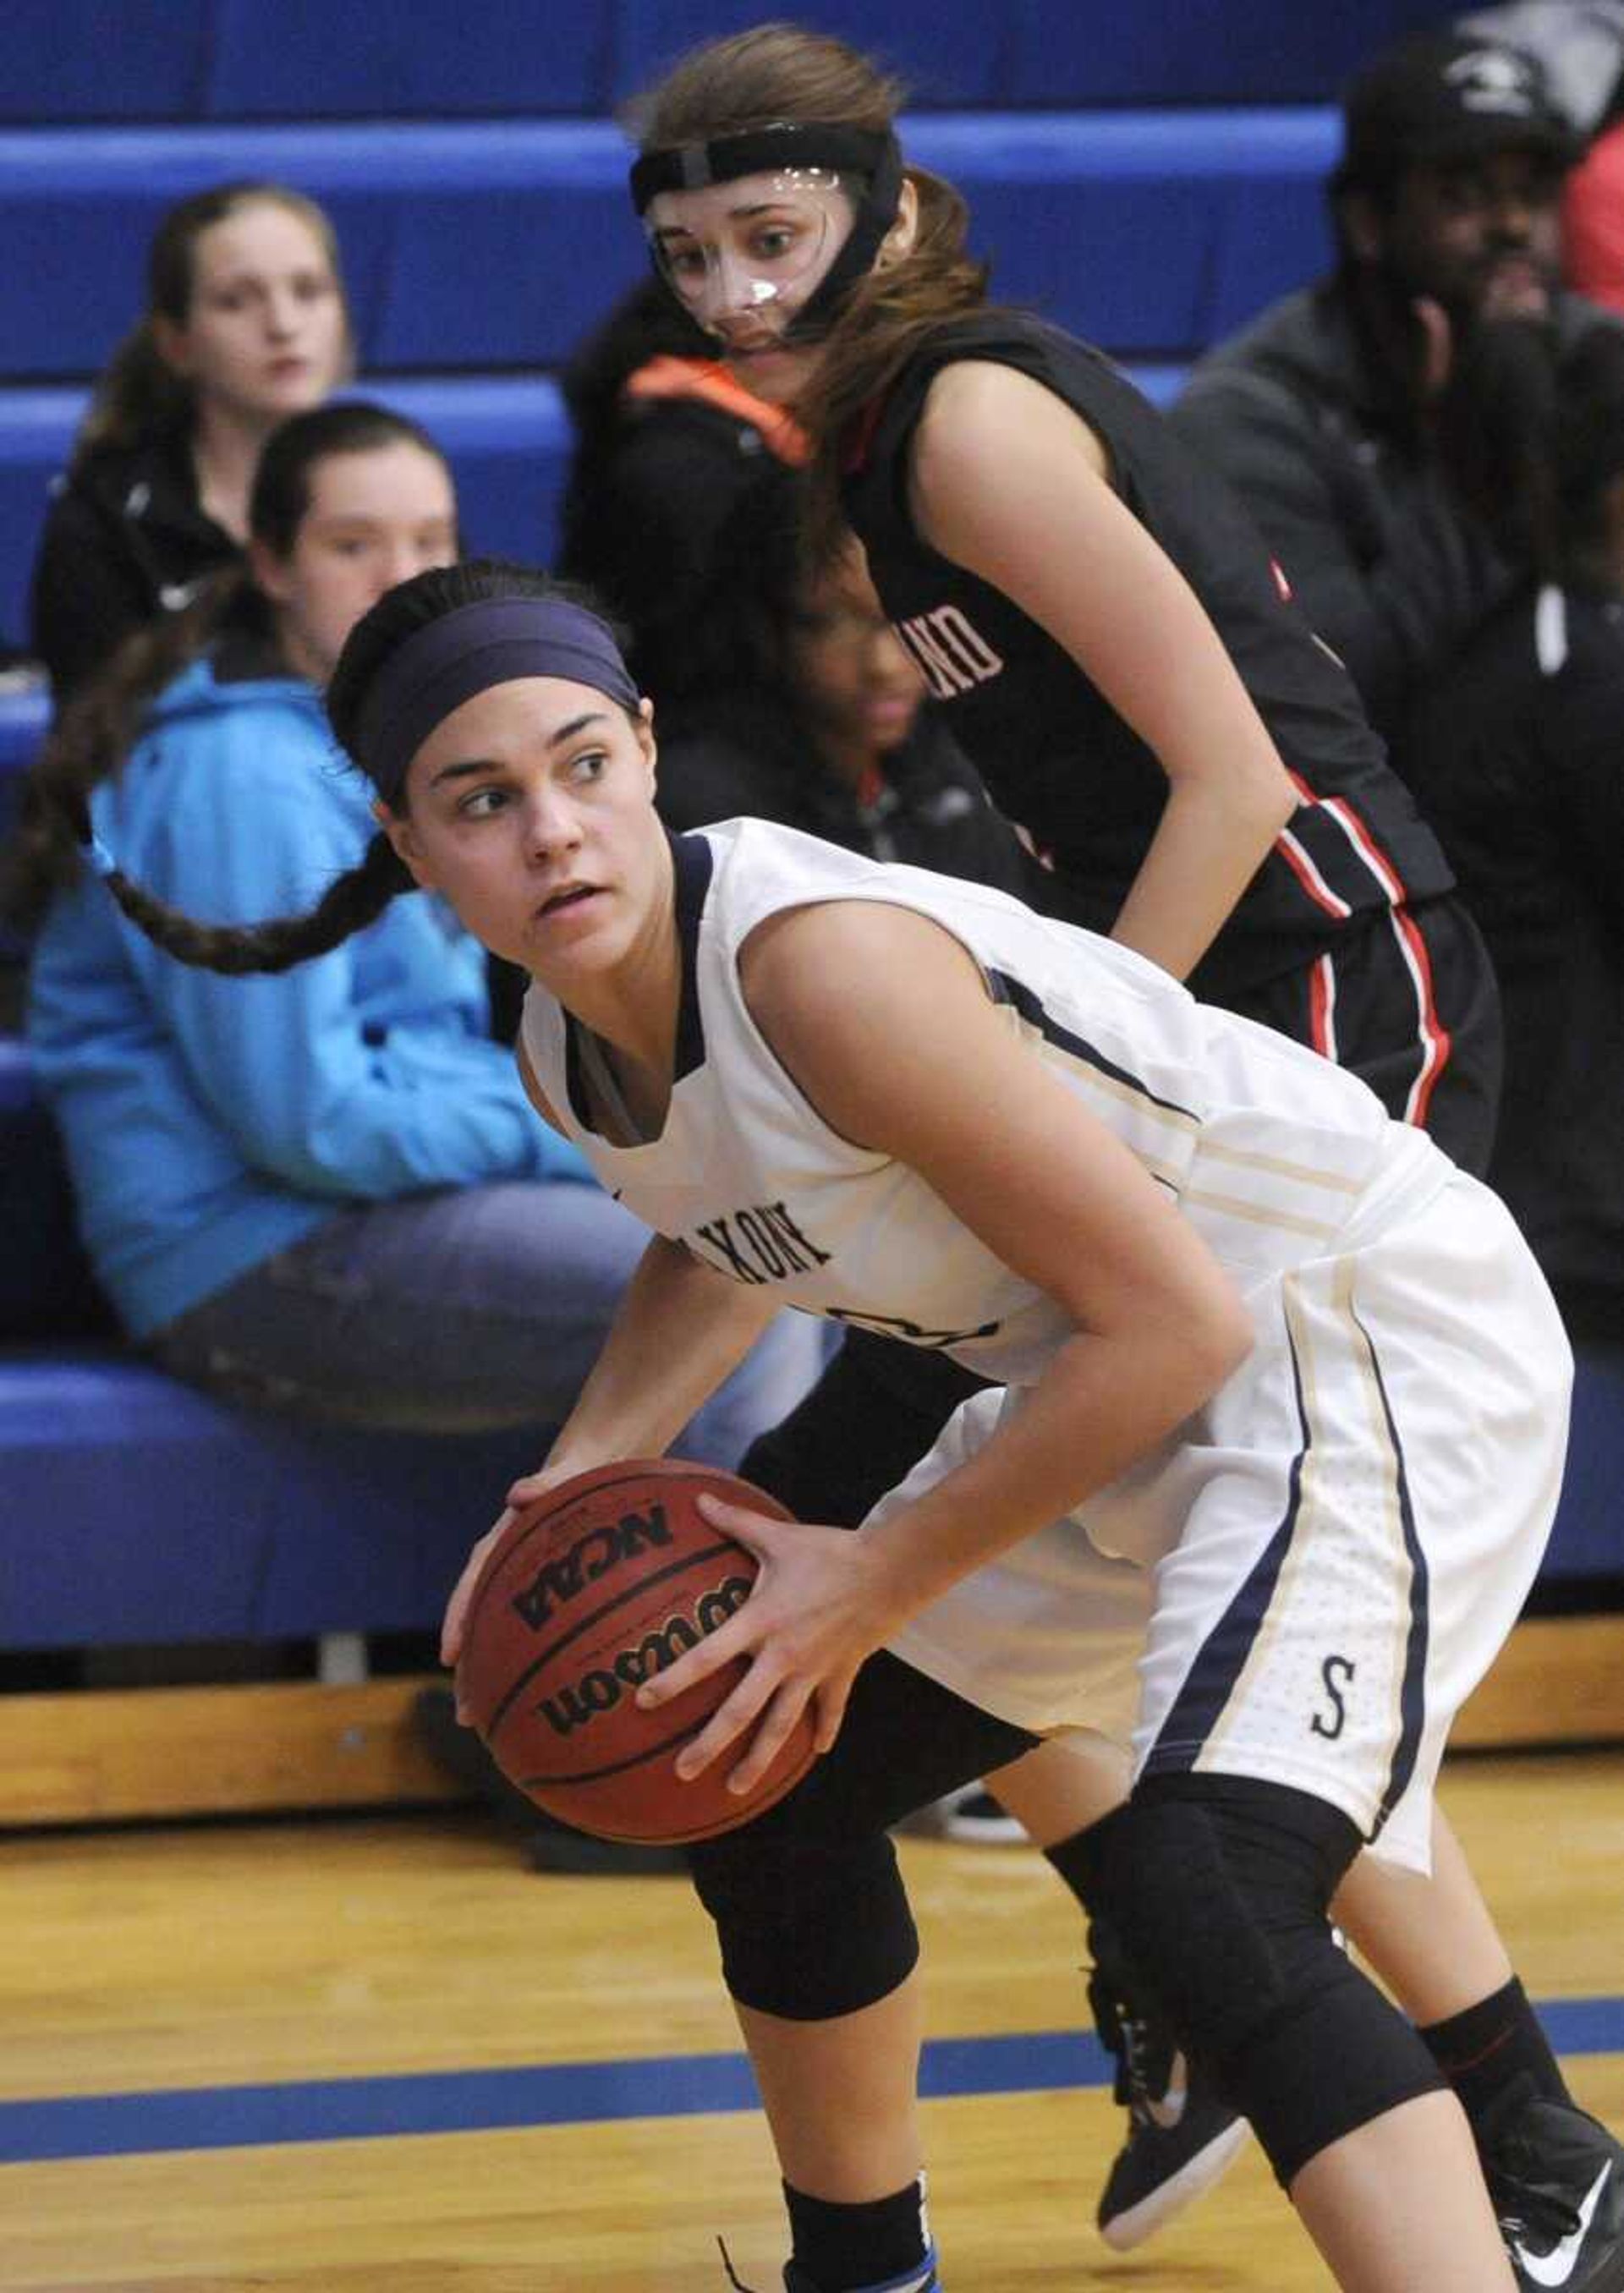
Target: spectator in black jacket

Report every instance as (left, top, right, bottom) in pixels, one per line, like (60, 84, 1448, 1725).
(30, 180, 352, 703)
(654, 464, 1030, 897)
(557, 277, 811, 701)
(1171, 28, 1607, 743)
(1401, 324, 1624, 1342)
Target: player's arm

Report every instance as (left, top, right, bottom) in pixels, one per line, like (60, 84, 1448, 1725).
(440, 1227, 784, 1667)
(513, 1034, 785, 1464)
(440, 1052, 785, 1667)
(907, 360, 1296, 981)
(639, 900, 1252, 1787)
(540, 1232, 785, 1485)
(749, 902, 1251, 1580)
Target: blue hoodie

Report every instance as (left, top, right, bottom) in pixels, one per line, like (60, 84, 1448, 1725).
(28, 655, 591, 1338)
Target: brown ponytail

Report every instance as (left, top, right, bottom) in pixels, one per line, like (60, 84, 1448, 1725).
(1, 573, 254, 930)
(100, 828, 414, 974)
(3, 403, 448, 939)
(793, 168, 988, 560)
(7, 558, 620, 974)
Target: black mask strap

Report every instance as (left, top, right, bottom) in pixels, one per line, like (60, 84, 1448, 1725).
(629, 120, 904, 344)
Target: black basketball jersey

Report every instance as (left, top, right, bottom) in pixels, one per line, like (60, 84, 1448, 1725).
(840, 311, 1454, 1003)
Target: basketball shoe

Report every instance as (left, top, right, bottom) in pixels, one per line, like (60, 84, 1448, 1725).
(719, 2246, 941, 2290)
(1090, 1969, 1249, 2250)
(1480, 2078, 1624, 2293)
(781, 2263, 940, 2291)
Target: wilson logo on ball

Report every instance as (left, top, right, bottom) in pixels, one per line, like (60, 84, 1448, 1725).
(458, 1462, 818, 1844)
(509, 1503, 676, 1630)
(537, 1572, 754, 1738)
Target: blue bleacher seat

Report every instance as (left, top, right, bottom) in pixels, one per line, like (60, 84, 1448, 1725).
(0, 377, 574, 655)
(1543, 1346, 1624, 1586)
(0, 114, 1335, 378)
(3, 1333, 1616, 1649)
(0, 2, 211, 124)
(5, 0, 1463, 123)
(0, 365, 1183, 654)
(1, 1351, 541, 1644)
(0, 393, 80, 652)
(609, 0, 1012, 109)
(0, 684, 49, 797)
(204, 0, 605, 120)
(1003, 0, 1459, 106)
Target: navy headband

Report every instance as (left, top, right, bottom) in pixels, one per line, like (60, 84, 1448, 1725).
(356, 596, 641, 804)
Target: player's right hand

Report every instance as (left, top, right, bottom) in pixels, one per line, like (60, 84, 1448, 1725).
(441, 1510, 513, 1684)
(441, 1456, 605, 1684)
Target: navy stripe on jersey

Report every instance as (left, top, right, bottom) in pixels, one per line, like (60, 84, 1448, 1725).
(987, 969, 1201, 1126)
(562, 1002, 592, 1129)
(670, 830, 713, 1081)
(1355, 1300, 1431, 1835)
(562, 831, 712, 1132)
(1140, 1316, 1312, 1775)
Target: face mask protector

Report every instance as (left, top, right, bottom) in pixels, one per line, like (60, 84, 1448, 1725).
(645, 167, 846, 335)
(630, 123, 903, 346)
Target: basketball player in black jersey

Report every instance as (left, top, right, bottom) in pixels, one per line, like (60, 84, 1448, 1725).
(619, 25, 1624, 2290)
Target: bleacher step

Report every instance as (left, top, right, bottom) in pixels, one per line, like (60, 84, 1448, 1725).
(0, 1673, 463, 1825)
(4, 1619, 1621, 1828)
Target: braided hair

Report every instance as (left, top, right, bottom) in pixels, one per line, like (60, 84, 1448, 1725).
(3, 401, 453, 945)
(7, 557, 623, 975)
(98, 826, 416, 976)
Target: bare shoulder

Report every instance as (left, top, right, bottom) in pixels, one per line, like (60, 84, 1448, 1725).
(738, 899, 992, 1144)
(915, 360, 1109, 483)
(739, 897, 983, 1018)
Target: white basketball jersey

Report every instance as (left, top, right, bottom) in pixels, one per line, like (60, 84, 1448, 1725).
(519, 819, 1441, 1390)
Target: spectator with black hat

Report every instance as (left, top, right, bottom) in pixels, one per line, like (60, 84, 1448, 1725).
(1171, 25, 1609, 743)
(1457, 3, 1624, 315)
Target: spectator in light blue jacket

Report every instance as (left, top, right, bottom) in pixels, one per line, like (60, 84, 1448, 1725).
(12, 402, 818, 1456)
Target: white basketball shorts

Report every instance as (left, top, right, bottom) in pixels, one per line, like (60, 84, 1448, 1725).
(878, 1167, 1572, 1872)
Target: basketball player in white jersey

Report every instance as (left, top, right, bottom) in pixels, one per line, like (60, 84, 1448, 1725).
(69, 562, 1605, 2293)
(67, 557, 1564, 2293)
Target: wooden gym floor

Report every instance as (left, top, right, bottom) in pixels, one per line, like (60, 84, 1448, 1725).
(3, 1746, 1621, 2292)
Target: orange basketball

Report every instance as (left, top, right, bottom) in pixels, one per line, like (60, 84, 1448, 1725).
(454, 1460, 819, 1845)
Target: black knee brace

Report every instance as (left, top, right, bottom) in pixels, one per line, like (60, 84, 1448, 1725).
(689, 1825, 918, 2020)
(683, 1650, 1033, 2023)
(1084, 1777, 1446, 2186)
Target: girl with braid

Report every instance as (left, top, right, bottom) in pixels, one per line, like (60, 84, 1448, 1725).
(613, 28, 1624, 2279)
(40, 558, 1572, 2293)
(8, 407, 817, 1464)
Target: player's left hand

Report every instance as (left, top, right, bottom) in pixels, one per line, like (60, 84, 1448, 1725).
(634, 1491, 907, 1797)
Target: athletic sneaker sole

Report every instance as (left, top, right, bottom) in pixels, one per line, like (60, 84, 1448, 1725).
(1098, 2115, 1253, 2252)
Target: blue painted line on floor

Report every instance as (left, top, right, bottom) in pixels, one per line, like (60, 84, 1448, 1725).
(2, 1999, 1620, 2166)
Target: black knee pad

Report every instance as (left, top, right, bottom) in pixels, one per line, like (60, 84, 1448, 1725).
(689, 1824, 919, 2021)
(1087, 1779, 1444, 2185)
